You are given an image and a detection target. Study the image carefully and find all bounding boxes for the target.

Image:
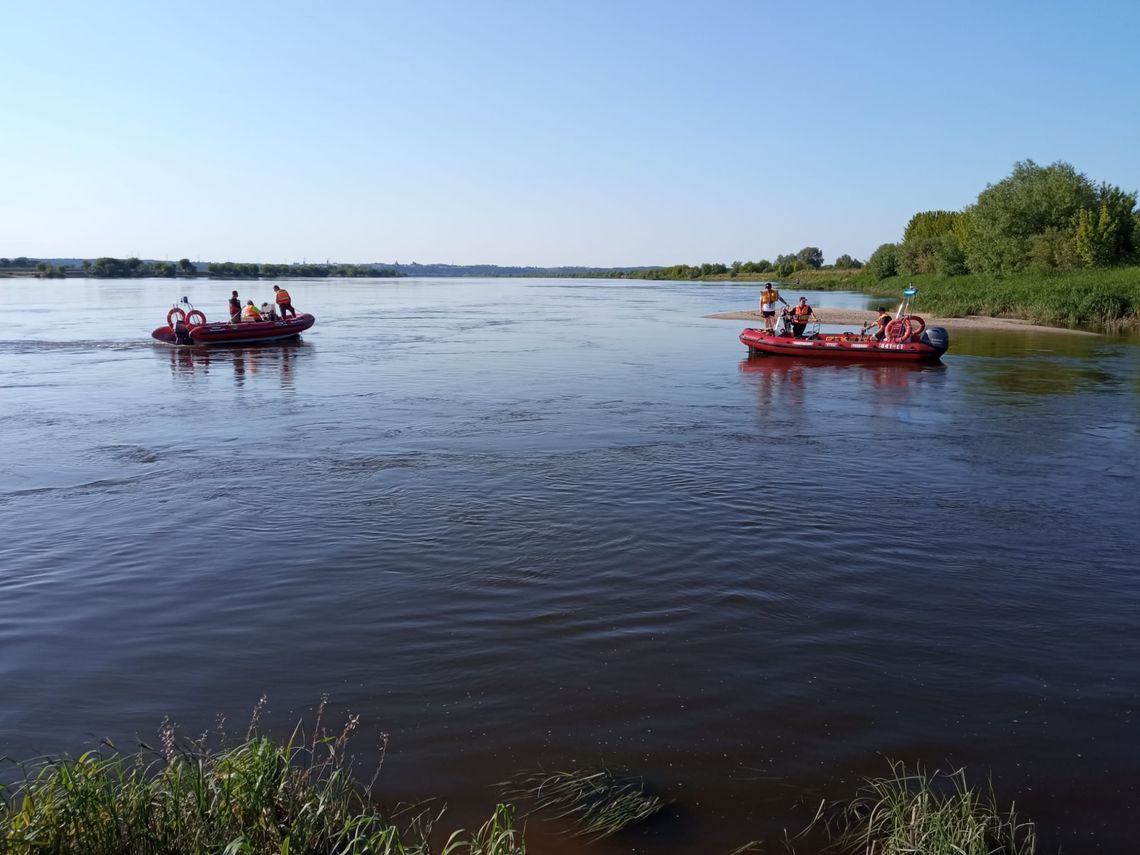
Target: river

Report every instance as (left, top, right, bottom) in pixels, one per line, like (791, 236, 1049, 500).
(1, 277, 1137, 853)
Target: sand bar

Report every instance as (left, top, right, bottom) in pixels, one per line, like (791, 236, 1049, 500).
(704, 308, 1098, 335)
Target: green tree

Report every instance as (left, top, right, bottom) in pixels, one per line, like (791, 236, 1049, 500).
(833, 254, 862, 269)
(1074, 183, 1137, 265)
(865, 243, 899, 280)
(796, 246, 824, 269)
(964, 160, 1097, 275)
(935, 234, 969, 276)
(899, 237, 940, 275)
(178, 258, 194, 274)
(903, 211, 962, 242)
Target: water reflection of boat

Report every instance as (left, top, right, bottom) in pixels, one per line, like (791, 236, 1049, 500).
(152, 302, 315, 345)
(739, 355, 945, 384)
(166, 339, 307, 388)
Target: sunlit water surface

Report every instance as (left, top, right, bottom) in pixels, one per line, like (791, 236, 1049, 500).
(1, 278, 1137, 853)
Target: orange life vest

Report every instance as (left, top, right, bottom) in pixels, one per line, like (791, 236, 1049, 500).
(793, 303, 812, 321)
(275, 289, 291, 305)
(242, 304, 261, 319)
(760, 289, 780, 306)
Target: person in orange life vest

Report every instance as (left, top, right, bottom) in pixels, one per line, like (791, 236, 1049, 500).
(273, 285, 296, 319)
(871, 306, 892, 341)
(790, 296, 815, 337)
(228, 290, 241, 323)
(759, 283, 788, 332)
(242, 300, 262, 321)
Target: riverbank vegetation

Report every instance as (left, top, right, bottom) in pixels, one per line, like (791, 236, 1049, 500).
(808, 761, 1038, 855)
(207, 262, 404, 279)
(0, 708, 1040, 854)
(698, 161, 1140, 330)
(0, 707, 523, 855)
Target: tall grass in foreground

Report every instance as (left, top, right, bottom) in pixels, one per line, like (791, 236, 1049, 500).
(0, 703, 1043, 855)
(0, 703, 523, 855)
(814, 760, 1037, 855)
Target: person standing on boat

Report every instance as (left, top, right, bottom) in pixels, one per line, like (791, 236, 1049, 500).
(791, 297, 815, 337)
(759, 283, 788, 332)
(273, 285, 296, 319)
(228, 290, 242, 323)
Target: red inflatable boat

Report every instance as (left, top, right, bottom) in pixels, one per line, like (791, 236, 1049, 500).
(741, 286, 949, 362)
(740, 322, 949, 362)
(152, 305, 315, 345)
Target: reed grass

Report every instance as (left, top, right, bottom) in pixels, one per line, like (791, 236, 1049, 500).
(783, 266, 1140, 331)
(498, 767, 664, 840)
(815, 760, 1037, 855)
(0, 702, 1045, 855)
(0, 700, 523, 855)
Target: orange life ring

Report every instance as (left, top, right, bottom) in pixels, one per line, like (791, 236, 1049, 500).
(167, 307, 187, 327)
(885, 318, 912, 343)
(186, 309, 207, 326)
(906, 315, 926, 337)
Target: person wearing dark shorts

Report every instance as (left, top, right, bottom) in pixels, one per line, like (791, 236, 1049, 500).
(228, 290, 241, 323)
(273, 285, 296, 319)
(759, 283, 788, 332)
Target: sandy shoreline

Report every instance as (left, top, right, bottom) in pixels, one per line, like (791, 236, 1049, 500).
(704, 308, 1098, 335)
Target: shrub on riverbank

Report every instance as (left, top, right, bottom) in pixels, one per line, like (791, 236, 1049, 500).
(776, 266, 1140, 330)
(0, 713, 524, 855)
(816, 761, 1037, 855)
(0, 705, 1040, 855)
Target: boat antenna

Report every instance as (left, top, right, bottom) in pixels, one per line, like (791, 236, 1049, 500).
(897, 284, 918, 318)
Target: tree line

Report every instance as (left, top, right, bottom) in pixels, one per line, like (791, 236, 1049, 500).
(865, 160, 1140, 280)
(22, 257, 406, 279)
(206, 262, 403, 278)
(587, 248, 864, 281)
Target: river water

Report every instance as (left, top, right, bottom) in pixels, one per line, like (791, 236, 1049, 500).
(1, 278, 1137, 853)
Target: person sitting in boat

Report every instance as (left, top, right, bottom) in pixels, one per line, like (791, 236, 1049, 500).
(242, 300, 262, 321)
(790, 297, 815, 337)
(863, 306, 892, 341)
(260, 301, 278, 320)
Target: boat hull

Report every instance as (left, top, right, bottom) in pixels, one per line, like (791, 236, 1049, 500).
(740, 327, 948, 361)
(152, 314, 316, 345)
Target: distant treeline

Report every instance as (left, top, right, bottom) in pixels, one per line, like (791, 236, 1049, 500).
(206, 262, 403, 278)
(588, 251, 864, 280)
(0, 257, 407, 279)
(82, 257, 197, 278)
(9, 161, 1136, 287)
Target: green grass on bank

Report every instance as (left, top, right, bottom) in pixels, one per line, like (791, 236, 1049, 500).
(0, 710, 525, 855)
(0, 708, 1042, 855)
(710, 266, 1140, 331)
(816, 760, 1038, 855)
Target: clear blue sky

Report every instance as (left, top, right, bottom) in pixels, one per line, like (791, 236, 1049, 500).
(4, 0, 1138, 266)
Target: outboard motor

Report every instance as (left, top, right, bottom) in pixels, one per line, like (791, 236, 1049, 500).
(173, 319, 193, 345)
(921, 327, 950, 355)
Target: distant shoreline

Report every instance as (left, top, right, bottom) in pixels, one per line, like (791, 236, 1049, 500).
(706, 307, 1100, 335)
